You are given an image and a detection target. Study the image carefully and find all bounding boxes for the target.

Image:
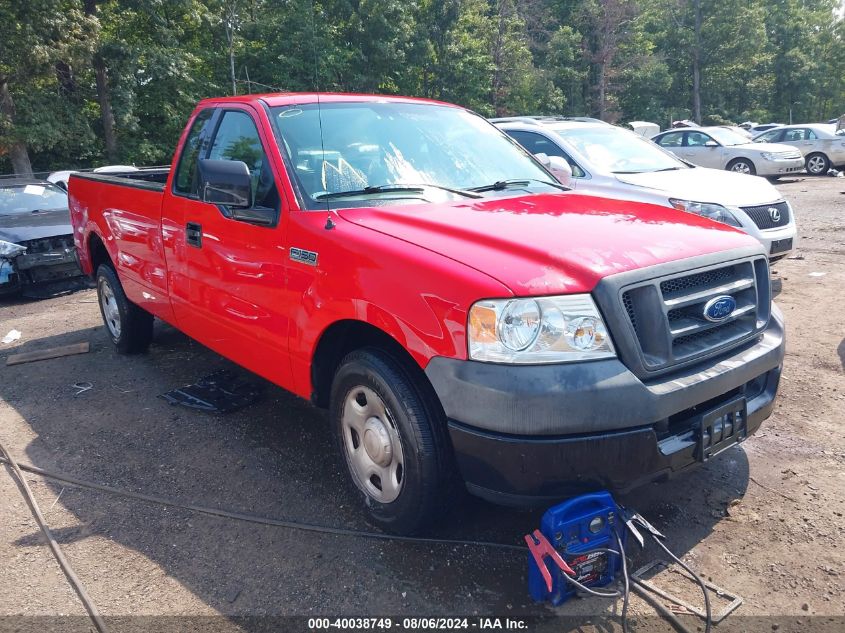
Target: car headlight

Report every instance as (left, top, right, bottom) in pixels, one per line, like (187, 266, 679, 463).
(669, 199, 743, 228)
(468, 295, 615, 364)
(0, 240, 27, 258)
(761, 152, 776, 161)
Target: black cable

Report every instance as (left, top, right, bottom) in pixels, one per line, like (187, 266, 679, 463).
(0, 456, 525, 552)
(631, 578, 694, 633)
(0, 442, 108, 633)
(650, 535, 712, 633)
(615, 530, 630, 633)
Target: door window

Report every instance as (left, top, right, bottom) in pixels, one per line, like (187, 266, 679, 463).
(756, 129, 783, 143)
(208, 110, 279, 209)
(685, 131, 713, 146)
(656, 132, 683, 147)
(173, 109, 214, 196)
(507, 131, 586, 177)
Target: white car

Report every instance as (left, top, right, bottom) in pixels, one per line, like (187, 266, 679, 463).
(652, 126, 804, 178)
(753, 124, 845, 175)
(494, 118, 797, 261)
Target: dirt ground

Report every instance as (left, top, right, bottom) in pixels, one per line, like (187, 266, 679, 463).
(1, 176, 843, 632)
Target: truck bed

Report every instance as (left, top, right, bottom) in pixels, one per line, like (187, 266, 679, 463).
(70, 168, 170, 192)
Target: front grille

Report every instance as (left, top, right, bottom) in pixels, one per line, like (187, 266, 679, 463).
(740, 201, 790, 230)
(619, 257, 770, 374)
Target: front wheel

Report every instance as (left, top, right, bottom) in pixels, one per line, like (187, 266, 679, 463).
(727, 158, 756, 175)
(96, 264, 153, 354)
(330, 348, 455, 534)
(805, 152, 830, 175)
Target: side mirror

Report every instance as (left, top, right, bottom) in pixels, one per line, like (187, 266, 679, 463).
(198, 159, 253, 208)
(535, 152, 573, 187)
(705, 140, 719, 148)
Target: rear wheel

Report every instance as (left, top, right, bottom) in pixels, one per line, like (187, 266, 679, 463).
(727, 158, 756, 175)
(330, 347, 455, 534)
(96, 264, 153, 354)
(805, 152, 830, 175)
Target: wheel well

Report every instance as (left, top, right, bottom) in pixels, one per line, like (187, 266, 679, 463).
(310, 320, 426, 408)
(88, 233, 112, 274)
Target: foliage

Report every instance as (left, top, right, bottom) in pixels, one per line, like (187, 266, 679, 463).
(1, 0, 843, 174)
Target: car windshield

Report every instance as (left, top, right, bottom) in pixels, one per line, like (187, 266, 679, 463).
(705, 127, 751, 146)
(0, 183, 69, 216)
(270, 102, 559, 209)
(551, 125, 687, 174)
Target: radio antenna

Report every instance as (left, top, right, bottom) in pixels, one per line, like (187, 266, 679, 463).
(309, 0, 332, 224)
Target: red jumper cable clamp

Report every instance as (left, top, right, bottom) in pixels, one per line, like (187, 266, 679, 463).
(524, 529, 575, 592)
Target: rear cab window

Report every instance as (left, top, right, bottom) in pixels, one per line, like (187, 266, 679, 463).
(174, 109, 214, 196)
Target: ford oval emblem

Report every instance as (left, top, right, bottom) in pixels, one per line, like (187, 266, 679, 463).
(703, 295, 737, 323)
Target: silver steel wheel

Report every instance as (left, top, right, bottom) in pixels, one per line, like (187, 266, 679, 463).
(98, 277, 122, 339)
(341, 385, 405, 503)
(806, 155, 827, 174)
(730, 160, 752, 174)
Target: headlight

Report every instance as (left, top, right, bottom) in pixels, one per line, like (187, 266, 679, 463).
(669, 199, 742, 228)
(761, 152, 775, 160)
(0, 240, 27, 258)
(468, 295, 615, 364)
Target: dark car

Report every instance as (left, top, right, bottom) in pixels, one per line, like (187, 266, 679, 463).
(0, 178, 82, 295)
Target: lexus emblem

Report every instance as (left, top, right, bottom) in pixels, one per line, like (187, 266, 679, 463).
(768, 207, 781, 222)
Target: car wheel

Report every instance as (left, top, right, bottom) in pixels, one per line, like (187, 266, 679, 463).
(805, 153, 830, 175)
(727, 158, 756, 175)
(96, 264, 153, 354)
(330, 347, 455, 534)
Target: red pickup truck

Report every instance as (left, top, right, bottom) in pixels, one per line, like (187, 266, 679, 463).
(69, 94, 784, 534)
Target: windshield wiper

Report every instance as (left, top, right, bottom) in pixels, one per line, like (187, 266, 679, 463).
(468, 178, 566, 193)
(315, 185, 425, 201)
(315, 183, 481, 201)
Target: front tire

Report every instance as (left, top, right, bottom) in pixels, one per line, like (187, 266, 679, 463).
(96, 264, 153, 354)
(805, 152, 830, 175)
(727, 158, 756, 175)
(329, 348, 454, 534)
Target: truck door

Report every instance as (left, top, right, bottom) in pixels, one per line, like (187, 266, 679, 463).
(162, 105, 293, 388)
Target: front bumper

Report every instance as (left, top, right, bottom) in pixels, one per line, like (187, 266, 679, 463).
(741, 223, 797, 261)
(425, 310, 784, 504)
(755, 157, 804, 176)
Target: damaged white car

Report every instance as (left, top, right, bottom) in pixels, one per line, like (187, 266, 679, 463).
(0, 178, 82, 296)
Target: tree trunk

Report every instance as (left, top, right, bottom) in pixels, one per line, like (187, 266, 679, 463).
(0, 78, 33, 176)
(85, 0, 119, 162)
(597, 62, 607, 120)
(692, 0, 702, 124)
(94, 55, 118, 162)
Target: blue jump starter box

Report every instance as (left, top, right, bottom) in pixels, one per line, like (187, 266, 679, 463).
(528, 491, 624, 605)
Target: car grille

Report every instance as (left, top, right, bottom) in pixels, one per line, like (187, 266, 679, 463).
(740, 201, 790, 230)
(619, 257, 770, 374)
(770, 150, 802, 160)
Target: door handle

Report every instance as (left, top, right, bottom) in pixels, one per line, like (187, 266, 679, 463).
(186, 222, 202, 248)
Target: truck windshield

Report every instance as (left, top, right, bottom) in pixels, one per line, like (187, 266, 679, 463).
(0, 183, 69, 216)
(550, 125, 688, 174)
(270, 102, 559, 209)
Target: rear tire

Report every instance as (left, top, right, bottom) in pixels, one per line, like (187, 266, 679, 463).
(96, 264, 153, 354)
(329, 347, 455, 534)
(727, 158, 756, 175)
(805, 152, 829, 175)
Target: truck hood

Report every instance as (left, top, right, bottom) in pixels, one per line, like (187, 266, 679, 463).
(337, 192, 758, 296)
(0, 208, 73, 244)
(615, 167, 781, 207)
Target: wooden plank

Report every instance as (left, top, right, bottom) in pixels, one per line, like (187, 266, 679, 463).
(6, 342, 90, 366)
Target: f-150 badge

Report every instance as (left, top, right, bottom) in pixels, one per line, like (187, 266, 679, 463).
(290, 247, 318, 266)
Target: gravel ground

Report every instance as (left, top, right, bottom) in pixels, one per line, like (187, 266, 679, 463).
(1, 175, 844, 632)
